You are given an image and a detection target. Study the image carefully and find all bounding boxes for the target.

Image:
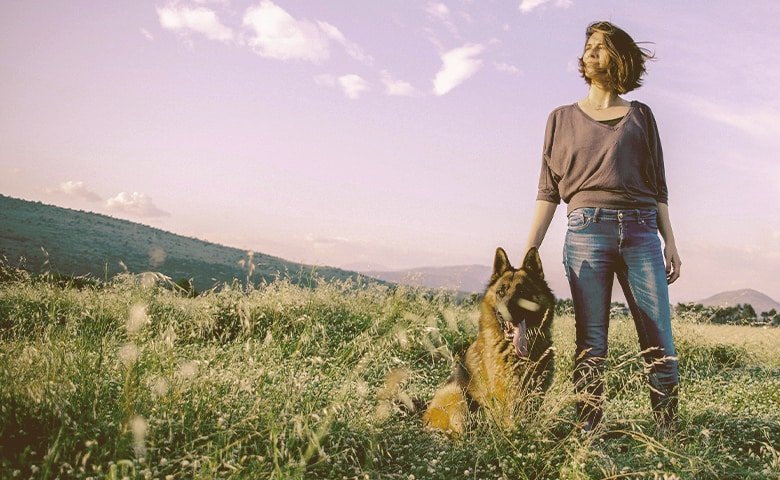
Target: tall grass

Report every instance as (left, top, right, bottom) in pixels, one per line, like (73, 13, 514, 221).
(1, 272, 778, 479)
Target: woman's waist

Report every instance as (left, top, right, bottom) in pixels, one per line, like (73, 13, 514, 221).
(568, 207, 657, 222)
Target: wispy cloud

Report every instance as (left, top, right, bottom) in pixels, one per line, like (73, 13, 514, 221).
(313, 73, 336, 87)
(50, 180, 102, 202)
(381, 70, 419, 97)
(305, 233, 355, 249)
(338, 74, 370, 99)
(317, 21, 374, 65)
(106, 192, 169, 217)
(495, 62, 520, 75)
(426, 2, 450, 19)
(518, 0, 572, 14)
(433, 44, 484, 96)
(426, 2, 458, 36)
(157, 4, 234, 42)
(666, 91, 780, 138)
(140, 28, 154, 41)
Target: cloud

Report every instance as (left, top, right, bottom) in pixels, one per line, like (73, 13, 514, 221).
(317, 21, 374, 65)
(518, 0, 572, 14)
(157, 4, 234, 42)
(426, 2, 458, 35)
(433, 44, 484, 96)
(140, 28, 154, 41)
(426, 2, 450, 19)
(495, 62, 520, 75)
(338, 74, 370, 99)
(106, 192, 169, 217)
(305, 234, 355, 249)
(243, 1, 371, 65)
(380, 70, 419, 97)
(661, 90, 780, 138)
(242, 1, 329, 62)
(51, 181, 102, 202)
(239, 2, 373, 65)
(688, 98, 780, 137)
(313, 73, 336, 87)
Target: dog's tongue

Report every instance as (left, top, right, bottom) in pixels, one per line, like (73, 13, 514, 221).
(513, 322, 528, 357)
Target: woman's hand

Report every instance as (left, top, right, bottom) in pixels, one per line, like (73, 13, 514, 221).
(664, 242, 681, 284)
(656, 203, 681, 284)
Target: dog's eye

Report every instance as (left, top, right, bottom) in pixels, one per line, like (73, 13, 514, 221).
(497, 285, 508, 297)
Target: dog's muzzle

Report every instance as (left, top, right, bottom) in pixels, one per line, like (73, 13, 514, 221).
(497, 298, 540, 358)
(495, 303, 529, 358)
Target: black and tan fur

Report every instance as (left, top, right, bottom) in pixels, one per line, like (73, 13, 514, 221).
(422, 247, 555, 436)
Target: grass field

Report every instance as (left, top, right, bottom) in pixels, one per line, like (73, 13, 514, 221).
(1, 272, 778, 479)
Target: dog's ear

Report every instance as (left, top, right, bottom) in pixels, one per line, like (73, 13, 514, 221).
(522, 247, 544, 279)
(491, 247, 512, 283)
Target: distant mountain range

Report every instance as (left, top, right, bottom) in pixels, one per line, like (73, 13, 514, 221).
(362, 267, 780, 313)
(0, 195, 361, 291)
(362, 264, 492, 294)
(3, 195, 778, 313)
(697, 289, 780, 314)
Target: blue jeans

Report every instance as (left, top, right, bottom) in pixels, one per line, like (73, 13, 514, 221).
(563, 207, 678, 428)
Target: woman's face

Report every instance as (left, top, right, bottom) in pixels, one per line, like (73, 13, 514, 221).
(582, 31, 610, 76)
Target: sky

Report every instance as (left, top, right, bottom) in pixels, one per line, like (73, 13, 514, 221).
(1, 0, 779, 303)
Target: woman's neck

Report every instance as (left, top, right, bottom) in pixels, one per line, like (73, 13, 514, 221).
(585, 85, 625, 110)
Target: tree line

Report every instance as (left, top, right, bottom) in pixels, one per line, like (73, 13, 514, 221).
(674, 302, 779, 327)
(553, 299, 779, 327)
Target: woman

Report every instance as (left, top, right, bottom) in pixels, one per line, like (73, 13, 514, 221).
(525, 21, 681, 435)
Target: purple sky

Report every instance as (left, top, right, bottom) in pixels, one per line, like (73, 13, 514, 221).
(1, 1, 779, 302)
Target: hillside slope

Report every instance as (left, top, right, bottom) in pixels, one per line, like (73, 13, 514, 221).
(0, 195, 360, 290)
(698, 288, 780, 314)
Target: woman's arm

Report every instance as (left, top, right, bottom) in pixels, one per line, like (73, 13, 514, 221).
(657, 202, 681, 284)
(525, 200, 558, 252)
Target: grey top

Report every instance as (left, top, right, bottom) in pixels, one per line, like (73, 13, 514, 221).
(536, 101, 668, 214)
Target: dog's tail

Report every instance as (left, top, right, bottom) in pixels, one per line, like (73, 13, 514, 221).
(422, 382, 469, 436)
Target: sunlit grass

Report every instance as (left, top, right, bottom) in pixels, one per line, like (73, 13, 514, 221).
(0, 271, 778, 479)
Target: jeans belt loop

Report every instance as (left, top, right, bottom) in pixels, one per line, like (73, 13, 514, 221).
(593, 207, 601, 223)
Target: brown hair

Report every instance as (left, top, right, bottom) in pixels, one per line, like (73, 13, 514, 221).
(578, 21, 654, 94)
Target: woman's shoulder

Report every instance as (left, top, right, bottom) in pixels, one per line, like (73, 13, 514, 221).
(545, 103, 578, 123)
(630, 100, 655, 115)
(629, 100, 659, 125)
(549, 103, 577, 116)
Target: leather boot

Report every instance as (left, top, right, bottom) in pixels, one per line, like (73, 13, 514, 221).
(573, 357, 605, 432)
(650, 382, 679, 436)
(575, 397, 603, 432)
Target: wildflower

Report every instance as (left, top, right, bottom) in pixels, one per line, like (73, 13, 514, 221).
(162, 326, 177, 349)
(130, 415, 147, 458)
(177, 361, 198, 381)
(127, 303, 148, 335)
(140, 272, 157, 289)
(151, 377, 169, 397)
(118, 343, 140, 365)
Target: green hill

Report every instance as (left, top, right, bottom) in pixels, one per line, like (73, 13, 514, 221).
(0, 194, 360, 290)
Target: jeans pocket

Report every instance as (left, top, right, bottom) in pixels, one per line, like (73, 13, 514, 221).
(567, 213, 592, 232)
(640, 216, 658, 231)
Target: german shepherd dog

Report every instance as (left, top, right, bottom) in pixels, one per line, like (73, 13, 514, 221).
(423, 247, 555, 436)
